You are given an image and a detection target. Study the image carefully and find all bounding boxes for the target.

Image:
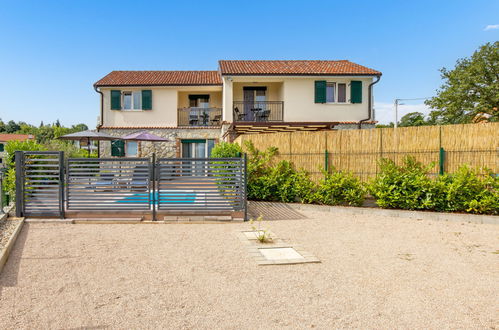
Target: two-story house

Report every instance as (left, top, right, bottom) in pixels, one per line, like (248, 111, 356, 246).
(94, 60, 381, 158)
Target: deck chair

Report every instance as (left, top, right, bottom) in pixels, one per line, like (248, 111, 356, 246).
(210, 114, 222, 125)
(93, 172, 116, 191)
(234, 107, 246, 121)
(256, 109, 270, 121)
(128, 166, 149, 191)
(189, 112, 199, 125)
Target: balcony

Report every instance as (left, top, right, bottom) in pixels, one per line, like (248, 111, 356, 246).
(178, 108, 222, 127)
(233, 101, 283, 122)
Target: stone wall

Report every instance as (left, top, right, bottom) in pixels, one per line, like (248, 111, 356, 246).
(99, 128, 222, 158)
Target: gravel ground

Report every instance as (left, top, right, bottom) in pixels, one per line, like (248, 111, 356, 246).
(0, 218, 21, 251)
(0, 211, 498, 329)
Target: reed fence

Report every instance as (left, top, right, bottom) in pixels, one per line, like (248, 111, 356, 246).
(234, 123, 499, 181)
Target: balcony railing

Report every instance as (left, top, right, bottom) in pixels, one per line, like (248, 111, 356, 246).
(177, 108, 223, 127)
(233, 101, 283, 122)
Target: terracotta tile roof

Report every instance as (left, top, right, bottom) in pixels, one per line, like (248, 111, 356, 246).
(218, 60, 381, 76)
(0, 133, 34, 142)
(99, 126, 222, 130)
(94, 71, 222, 87)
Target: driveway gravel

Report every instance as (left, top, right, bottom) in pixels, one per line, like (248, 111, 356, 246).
(0, 211, 498, 329)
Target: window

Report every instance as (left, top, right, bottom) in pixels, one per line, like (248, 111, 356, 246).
(337, 83, 346, 103)
(326, 83, 335, 103)
(326, 82, 347, 103)
(0, 143, 4, 152)
(123, 91, 142, 110)
(181, 139, 216, 158)
(126, 141, 138, 157)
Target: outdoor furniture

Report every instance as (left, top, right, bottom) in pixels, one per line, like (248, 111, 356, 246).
(58, 130, 116, 158)
(256, 109, 270, 121)
(234, 107, 246, 121)
(211, 114, 222, 125)
(93, 172, 116, 192)
(189, 113, 199, 126)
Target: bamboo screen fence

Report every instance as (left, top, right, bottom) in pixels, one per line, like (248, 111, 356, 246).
(234, 123, 499, 181)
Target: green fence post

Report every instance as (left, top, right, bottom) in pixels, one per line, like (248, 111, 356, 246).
(324, 149, 329, 173)
(439, 147, 445, 175)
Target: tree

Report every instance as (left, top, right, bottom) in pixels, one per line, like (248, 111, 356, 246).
(425, 41, 499, 124)
(0, 119, 5, 132)
(399, 112, 428, 127)
(5, 120, 20, 133)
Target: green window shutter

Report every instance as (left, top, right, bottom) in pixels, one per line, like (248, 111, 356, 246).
(314, 81, 326, 103)
(111, 90, 121, 110)
(0, 143, 4, 152)
(142, 90, 152, 110)
(350, 81, 362, 103)
(111, 140, 125, 157)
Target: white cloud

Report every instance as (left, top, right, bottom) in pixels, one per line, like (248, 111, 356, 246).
(484, 24, 499, 31)
(374, 102, 432, 124)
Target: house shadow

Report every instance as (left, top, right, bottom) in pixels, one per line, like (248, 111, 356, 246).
(0, 222, 30, 297)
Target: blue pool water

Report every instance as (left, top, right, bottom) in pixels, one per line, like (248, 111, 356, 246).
(117, 191, 196, 204)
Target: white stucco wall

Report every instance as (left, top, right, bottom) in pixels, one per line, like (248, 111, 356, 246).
(222, 76, 374, 123)
(281, 77, 373, 122)
(100, 86, 222, 127)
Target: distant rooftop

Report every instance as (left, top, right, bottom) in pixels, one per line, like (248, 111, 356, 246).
(0, 133, 34, 142)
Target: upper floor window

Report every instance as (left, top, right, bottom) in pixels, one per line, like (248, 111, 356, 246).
(123, 91, 142, 110)
(326, 82, 347, 103)
(111, 90, 152, 110)
(315, 80, 361, 104)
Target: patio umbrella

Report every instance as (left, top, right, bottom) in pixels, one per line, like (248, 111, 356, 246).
(120, 131, 170, 157)
(58, 130, 117, 157)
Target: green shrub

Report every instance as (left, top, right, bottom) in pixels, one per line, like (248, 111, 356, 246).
(433, 166, 498, 214)
(314, 169, 366, 206)
(4, 139, 46, 167)
(368, 156, 435, 210)
(243, 141, 316, 203)
(210, 141, 242, 158)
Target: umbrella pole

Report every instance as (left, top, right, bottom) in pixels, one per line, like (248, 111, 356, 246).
(88, 138, 91, 158)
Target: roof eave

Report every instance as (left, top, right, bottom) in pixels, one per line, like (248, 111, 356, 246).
(94, 83, 223, 88)
(219, 73, 382, 77)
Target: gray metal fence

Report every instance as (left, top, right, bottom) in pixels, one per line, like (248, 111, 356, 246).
(66, 158, 151, 211)
(15, 151, 64, 218)
(156, 157, 246, 211)
(15, 152, 247, 220)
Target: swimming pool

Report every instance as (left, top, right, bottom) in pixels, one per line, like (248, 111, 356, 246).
(117, 191, 196, 204)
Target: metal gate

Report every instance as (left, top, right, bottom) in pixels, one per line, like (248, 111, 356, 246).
(66, 157, 151, 211)
(15, 152, 247, 220)
(15, 151, 64, 218)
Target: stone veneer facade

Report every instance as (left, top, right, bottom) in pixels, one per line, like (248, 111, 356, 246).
(98, 128, 222, 158)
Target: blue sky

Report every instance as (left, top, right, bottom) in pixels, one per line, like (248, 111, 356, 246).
(0, 0, 498, 126)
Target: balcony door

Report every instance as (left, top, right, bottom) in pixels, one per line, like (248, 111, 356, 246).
(243, 87, 266, 121)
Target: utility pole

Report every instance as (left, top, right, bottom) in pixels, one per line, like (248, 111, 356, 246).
(393, 97, 431, 128)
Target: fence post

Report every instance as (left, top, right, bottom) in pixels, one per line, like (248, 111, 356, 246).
(243, 153, 248, 221)
(15, 151, 23, 217)
(0, 169, 4, 215)
(59, 151, 65, 219)
(324, 149, 329, 173)
(439, 147, 445, 175)
(151, 152, 156, 221)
